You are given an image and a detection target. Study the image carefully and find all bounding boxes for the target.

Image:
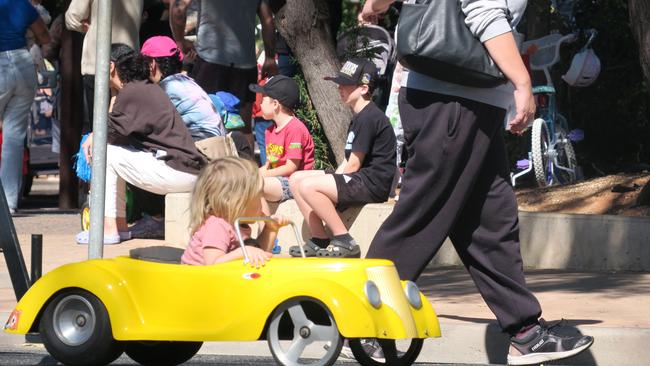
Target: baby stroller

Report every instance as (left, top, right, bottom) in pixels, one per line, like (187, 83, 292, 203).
(336, 24, 397, 108)
(22, 68, 60, 196)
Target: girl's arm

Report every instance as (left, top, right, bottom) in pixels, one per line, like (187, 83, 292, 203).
(256, 215, 291, 251)
(342, 152, 365, 174)
(207, 246, 272, 268)
(261, 159, 300, 177)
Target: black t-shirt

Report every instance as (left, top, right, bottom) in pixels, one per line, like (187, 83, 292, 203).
(344, 102, 397, 200)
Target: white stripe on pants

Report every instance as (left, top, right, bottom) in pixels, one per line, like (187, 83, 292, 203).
(105, 145, 197, 218)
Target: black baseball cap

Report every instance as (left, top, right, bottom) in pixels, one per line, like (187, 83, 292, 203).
(324, 58, 378, 86)
(249, 75, 300, 109)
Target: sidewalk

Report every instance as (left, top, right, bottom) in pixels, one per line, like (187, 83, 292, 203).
(2, 210, 650, 365)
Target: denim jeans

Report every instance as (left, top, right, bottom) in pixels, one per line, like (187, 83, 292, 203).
(253, 117, 272, 165)
(0, 49, 37, 210)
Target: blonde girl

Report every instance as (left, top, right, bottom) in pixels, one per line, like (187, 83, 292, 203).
(181, 157, 288, 267)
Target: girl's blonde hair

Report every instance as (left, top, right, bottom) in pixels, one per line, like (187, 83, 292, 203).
(189, 157, 263, 235)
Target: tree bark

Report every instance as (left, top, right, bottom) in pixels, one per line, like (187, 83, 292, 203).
(276, 0, 352, 164)
(58, 27, 84, 209)
(628, 0, 650, 196)
(629, 0, 650, 84)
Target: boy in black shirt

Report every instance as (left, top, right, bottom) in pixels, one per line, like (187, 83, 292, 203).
(289, 59, 396, 257)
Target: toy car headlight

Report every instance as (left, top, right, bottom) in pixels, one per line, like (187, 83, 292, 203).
(364, 281, 382, 309)
(404, 281, 422, 309)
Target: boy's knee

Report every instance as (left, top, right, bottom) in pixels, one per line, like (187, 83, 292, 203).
(298, 178, 318, 197)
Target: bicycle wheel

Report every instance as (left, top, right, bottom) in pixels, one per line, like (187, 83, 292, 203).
(554, 125, 577, 184)
(531, 118, 552, 187)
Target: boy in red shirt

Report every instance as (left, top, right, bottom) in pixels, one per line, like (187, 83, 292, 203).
(249, 75, 314, 206)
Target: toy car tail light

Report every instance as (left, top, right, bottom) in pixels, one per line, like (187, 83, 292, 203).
(404, 281, 422, 309)
(364, 281, 382, 309)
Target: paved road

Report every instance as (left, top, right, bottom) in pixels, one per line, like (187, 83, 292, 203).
(0, 346, 487, 366)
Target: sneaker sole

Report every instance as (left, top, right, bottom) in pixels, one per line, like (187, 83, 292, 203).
(507, 338, 594, 365)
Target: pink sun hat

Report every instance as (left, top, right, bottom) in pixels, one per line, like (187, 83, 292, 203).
(141, 36, 184, 61)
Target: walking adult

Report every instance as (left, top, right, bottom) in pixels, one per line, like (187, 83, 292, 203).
(170, 0, 279, 148)
(0, 0, 50, 214)
(361, 1, 593, 365)
(65, 0, 143, 133)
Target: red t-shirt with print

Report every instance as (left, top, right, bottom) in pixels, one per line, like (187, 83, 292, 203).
(265, 117, 315, 172)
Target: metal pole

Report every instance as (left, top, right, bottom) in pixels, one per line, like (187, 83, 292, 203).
(0, 182, 30, 300)
(88, 0, 113, 259)
(30, 234, 42, 285)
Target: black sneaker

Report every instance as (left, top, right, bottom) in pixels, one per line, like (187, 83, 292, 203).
(508, 319, 594, 365)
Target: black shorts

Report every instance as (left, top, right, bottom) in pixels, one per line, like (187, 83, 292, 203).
(332, 173, 381, 211)
(190, 56, 257, 103)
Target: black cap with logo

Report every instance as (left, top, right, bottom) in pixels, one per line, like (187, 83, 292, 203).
(324, 58, 378, 86)
(249, 75, 300, 109)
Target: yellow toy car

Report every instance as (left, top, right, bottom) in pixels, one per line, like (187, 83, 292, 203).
(4, 219, 441, 366)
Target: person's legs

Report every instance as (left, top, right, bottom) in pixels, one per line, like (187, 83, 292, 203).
(103, 145, 197, 235)
(446, 103, 542, 334)
(230, 66, 257, 149)
(290, 170, 328, 238)
(287, 170, 329, 256)
(82, 74, 94, 133)
(366, 89, 481, 279)
(298, 174, 345, 235)
(262, 176, 285, 204)
(253, 118, 273, 164)
(0, 50, 37, 211)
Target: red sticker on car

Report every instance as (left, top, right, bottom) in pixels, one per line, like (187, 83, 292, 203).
(4, 309, 21, 331)
(242, 272, 261, 280)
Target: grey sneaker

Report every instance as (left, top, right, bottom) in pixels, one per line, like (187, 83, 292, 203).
(336, 339, 384, 361)
(508, 319, 594, 365)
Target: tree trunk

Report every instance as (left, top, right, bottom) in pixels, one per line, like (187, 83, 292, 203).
(58, 27, 84, 209)
(629, 0, 650, 84)
(276, 0, 352, 164)
(628, 0, 650, 196)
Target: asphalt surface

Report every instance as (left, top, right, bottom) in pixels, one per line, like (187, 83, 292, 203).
(0, 346, 486, 366)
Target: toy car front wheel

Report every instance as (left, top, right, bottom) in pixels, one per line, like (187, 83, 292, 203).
(124, 340, 203, 365)
(267, 298, 343, 366)
(348, 338, 424, 366)
(39, 289, 123, 366)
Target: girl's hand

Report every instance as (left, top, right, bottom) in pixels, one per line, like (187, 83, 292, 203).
(244, 246, 272, 268)
(267, 214, 290, 231)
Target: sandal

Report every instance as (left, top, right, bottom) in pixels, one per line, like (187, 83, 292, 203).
(289, 240, 323, 257)
(316, 239, 361, 258)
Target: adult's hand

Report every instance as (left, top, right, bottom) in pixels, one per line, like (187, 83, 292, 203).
(261, 56, 279, 78)
(177, 39, 196, 61)
(360, 0, 394, 22)
(508, 87, 536, 135)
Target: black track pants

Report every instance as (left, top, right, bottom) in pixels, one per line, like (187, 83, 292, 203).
(367, 88, 542, 333)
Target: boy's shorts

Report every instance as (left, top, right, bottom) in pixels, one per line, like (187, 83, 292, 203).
(332, 173, 381, 211)
(275, 176, 293, 202)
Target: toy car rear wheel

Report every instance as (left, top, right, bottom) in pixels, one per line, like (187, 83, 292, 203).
(267, 298, 343, 366)
(348, 338, 424, 366)
(80, 199, 90, 231)
(124, 340, 203, 366)
(39, 289, 123, 366)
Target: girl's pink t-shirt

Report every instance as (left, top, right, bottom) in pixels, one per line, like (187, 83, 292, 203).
(181, 216, 239, 265)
